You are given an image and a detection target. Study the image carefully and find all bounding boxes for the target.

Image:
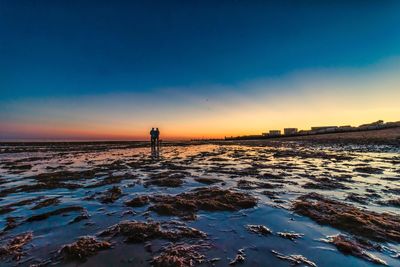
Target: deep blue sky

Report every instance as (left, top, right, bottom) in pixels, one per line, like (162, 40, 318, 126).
(1, 1, 400, 140)
(1, 0, 400, 100)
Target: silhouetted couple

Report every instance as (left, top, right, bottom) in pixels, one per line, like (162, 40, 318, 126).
(150, 128, 160, 148)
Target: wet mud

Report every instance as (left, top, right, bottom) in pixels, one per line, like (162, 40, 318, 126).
(0, 140, 399, 266)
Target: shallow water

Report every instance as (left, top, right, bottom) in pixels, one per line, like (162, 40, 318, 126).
(0, 141, 399, 266)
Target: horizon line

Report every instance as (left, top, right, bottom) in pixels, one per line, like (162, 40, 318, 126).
(1, 118, 399, 143)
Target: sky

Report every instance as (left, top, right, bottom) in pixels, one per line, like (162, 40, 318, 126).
(1, 0, 400, 140)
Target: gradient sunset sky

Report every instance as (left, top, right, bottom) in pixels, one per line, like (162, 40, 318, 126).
(1, 1, 400, 140)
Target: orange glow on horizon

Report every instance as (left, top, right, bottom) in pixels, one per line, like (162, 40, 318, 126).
(1, 59, 399, 141)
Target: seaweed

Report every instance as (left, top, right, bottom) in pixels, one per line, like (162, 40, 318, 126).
(377, 198, 400, 208)
(353, 167, 383, 175)
(149, 187, 257, 219)
(0, 196, 42, 215)
(273, 150, 353, 161)
(34, 169, 98, 183)
(237, 179, 282, 190)
(31, 197, 61, 210)
(151, 242, 209, 267)
(0, 232, 33, 261)
(345, 193, 368, 204)
(99, 186, 123, 203)
(302, 178, 349, 190)
(0, 181, 80, 197)
(194, 177, 222, 185)
(325, 235, 387, 265)
(59, 236, 111, 261)
(145, 171, 185, 187)
(277, 232, 304, 241)
(85, 174, 136, 188)
(125, 195, 150, 207)
(293, 193, 400, 242)
(98, 220, 206, 243)
(229, 249, 246, 265)
(68, 211, 90, 224)
(26, 206, 84, 222)
(246, 224, 272, 236)
(271, 250, 317, 267)
(2, 217, 20, 232)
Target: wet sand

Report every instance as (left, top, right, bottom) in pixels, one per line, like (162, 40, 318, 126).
(0, 139, 399, 266)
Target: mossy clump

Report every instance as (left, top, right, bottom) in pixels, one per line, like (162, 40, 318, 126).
(34, 169, 97, 183)
(353, 167, 383, 175)
(377, 198, 400, 207)
(149, 187, 257, 219)
(31, 197, 61, 210)
(271, 250, 317, 267)
(293, 193, 400, 242)
(229, 249, 246, 265)
(237, 179, 282, 190)
(0, 197, 42, 215)
(0, 232, 33, 261)
(145, 171, 186, 188)
(151, 243, 209, 267)
(345, 193, 368, 204)
(246, 225, 272, 236)
(99, 186, 123, 203)
(146, 177, 183, 187)
(302, 178, 349, 190)
(194, 177, 222, 185)
(125, 195, 150, 207)
(99, 220, 206, 243)
(59, 236, 111, 260)
(26, 206, 84, 222)
(327, 235, 387, 265)
(85, 174, 136, 188)
(277, 232, 304, 241)
(0, 182, 80, 198)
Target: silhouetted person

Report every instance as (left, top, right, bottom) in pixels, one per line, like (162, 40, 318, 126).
(150, 128, 156, 147)
(155, 128, 160, 147)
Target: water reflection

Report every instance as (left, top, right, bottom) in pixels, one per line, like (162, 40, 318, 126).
(151, 145, 160, 160)
(1, 142, 400, 266)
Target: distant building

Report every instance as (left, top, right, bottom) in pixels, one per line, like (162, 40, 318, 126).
(385, 121, 400, 127)
(299, 130, 314, 135)
(359, 120, 384, 129)
(338, 125, 353, 131)
(284, 128, 298, 135)
(262, 132, 268, 136)
(311, 126, 338, 132)
(269, 130, 281, 136)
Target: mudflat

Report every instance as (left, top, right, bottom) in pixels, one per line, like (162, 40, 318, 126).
(0, 137, 399, 266)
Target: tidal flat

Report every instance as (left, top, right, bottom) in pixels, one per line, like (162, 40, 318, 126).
(0, 140, 399, 266)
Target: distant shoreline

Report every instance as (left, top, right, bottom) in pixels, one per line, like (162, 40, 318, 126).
(1, 126, 399, 146)
(228, 127, 400, 146)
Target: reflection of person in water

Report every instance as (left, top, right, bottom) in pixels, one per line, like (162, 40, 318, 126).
(151, 143, 160, 159)
(155, 128, 160, 146)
